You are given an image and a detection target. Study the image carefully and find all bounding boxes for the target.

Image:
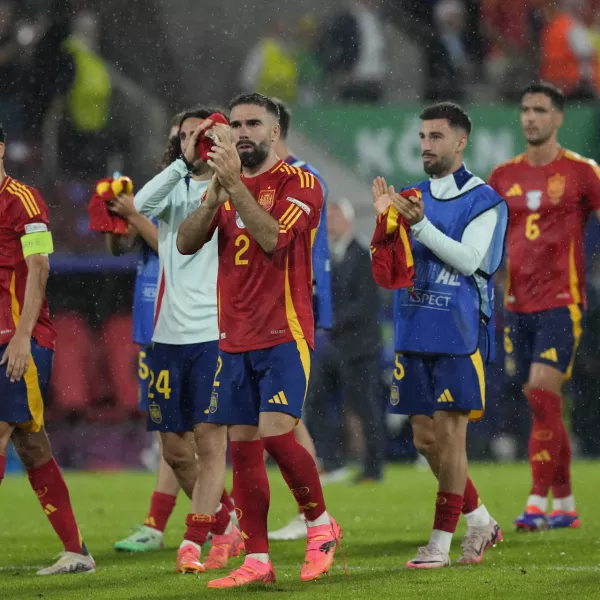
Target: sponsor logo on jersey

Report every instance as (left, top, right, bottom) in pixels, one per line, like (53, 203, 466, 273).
(258, 187, 275, 211)
(547, 173, 565, 205)
(24, 222, 48, 234)
(287, 197, 311, 215)
(526, 190, 542, 211)
(235, 212, 245, 229)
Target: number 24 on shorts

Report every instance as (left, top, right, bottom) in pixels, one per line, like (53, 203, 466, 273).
(138, 352, 172, 400)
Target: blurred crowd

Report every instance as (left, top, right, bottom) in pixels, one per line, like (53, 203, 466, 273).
(241, 0, 600, 104)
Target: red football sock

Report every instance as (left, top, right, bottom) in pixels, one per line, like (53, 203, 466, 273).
(144, 492, 176, 533)
(220, 488, 235, 514)
(433, 492, 463, 533)
(527, 388, 563, 497)
(262, 430, 326, 522)
(211, 501, 231, 535)
(0, 455, 6, 486)
(230, 440, 270, 554)
(28, 458, 84, 554)
(552, 422, 572, 499)
(462, 477, 481, 514)
(184, 513, 213, 546)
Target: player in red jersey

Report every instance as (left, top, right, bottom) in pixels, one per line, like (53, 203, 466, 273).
(177, 93, 342, 588)
(0, 124, 95, 575)
(489, 83, 600, 531)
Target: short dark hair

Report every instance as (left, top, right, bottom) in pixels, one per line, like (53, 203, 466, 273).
(520, 82, 565, 112)
(228, 92, 280, 121)
(271, 98, 291, 139)
(419, 102, 472, 136)
(0, 124, 5, 144)
(178, 105, 227, 129)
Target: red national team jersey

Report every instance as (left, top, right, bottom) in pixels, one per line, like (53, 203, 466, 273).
(0, 176, 56, 349)
(489, 149, 600, 313)
(210, 160, 323, 352)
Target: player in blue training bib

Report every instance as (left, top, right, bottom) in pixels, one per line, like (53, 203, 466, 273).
(373, 102, 506, 569)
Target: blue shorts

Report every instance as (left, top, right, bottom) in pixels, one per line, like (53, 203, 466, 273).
(0, 341, 53, 432)
(504, 305, 583, 384)
(143, 341, 219, 432)
(205, 340, 312, 426)
(388, 350, 486, 422)
(137, 345, 152, 413)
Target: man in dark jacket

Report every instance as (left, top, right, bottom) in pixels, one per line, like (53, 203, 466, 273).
(304, 197, 385, 481)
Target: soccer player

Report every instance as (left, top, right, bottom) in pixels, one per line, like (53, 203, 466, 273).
(132, 107, 241, 571)
(0, 124, 95, 575)
(372, 103, 507, 568)
(110, 114, 193, 552)
(488, 82, 600, 531)
(268, 97, 333, 542)
(177, 92, 342, 588)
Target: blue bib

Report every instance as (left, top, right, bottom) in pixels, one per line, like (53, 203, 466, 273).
(132, 218, 159, 345)
(394, 166, 507, 361)
(286, 155, 333, 330)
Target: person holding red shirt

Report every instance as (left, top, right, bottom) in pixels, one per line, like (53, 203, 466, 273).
(177, 93, 342, 589)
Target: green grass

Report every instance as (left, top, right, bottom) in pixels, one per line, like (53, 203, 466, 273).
(1, 462, 600, 600)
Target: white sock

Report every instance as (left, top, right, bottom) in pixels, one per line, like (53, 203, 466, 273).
(181, 540, 201, 552)
(144, 525, 163, 536)
(429, 530, 453, 554)
(553, 495, 576, 512)
(464, 504, 491, 528)
(306, 511, 330, 528)
(526, 494, 548, 512)
(247, 553, 270, 564)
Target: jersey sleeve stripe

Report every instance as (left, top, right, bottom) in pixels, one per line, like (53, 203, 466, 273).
(280, 206, 302, 227)
(281, 211, 303, 231)
(0, 176, 11, 194)
(279, 204, 297, 224)
(12, 182, 41, 215)
(8, 185, 35, 218)
(308, 173, 315, 189)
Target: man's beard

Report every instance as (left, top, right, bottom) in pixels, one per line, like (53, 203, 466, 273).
(423, 154, 453, 177)
(238, 141, 270, 168)
(526, 132, 552, 147)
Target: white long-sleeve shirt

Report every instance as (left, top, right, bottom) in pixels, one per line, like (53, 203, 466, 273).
(410, 170, 500, 277)
(134, 158, 219, 345)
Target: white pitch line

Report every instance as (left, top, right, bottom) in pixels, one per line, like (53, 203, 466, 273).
(0, 565, 44, 572)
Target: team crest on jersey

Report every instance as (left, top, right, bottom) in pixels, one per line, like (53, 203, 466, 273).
(390, 383, 400, 406)
(258, 188, 275, 211)
(547, 173, 565, 205)
(208, 392, 218, 414)
(149, 402, 162, 424)
(526, 190, 542, 211)
(235, 212, 245, 229)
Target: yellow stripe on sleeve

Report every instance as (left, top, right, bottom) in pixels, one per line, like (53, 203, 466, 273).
(8, 186, 34, 218)
(12, 181, 40, 215)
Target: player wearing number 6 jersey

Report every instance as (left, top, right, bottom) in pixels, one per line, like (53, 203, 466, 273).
(134, 107, 241, 573)
(177, 93, 342, 589)
(489, 83, 600, 532)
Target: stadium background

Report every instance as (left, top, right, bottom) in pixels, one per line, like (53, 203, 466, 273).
(2, 0, 600, 473)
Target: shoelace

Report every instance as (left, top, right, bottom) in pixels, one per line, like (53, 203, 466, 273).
(229, 564, 260, 580)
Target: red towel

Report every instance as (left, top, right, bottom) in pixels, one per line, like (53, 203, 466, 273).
(88, 178, 129, 234)
(370, 188, 419, 290)
(196, 113, 230, 161)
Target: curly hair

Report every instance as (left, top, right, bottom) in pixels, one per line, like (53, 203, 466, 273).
(159, 111, 185, 170)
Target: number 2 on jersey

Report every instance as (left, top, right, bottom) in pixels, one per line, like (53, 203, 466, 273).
(525, 213, 541, 241)
(235, 234, 250, 265)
